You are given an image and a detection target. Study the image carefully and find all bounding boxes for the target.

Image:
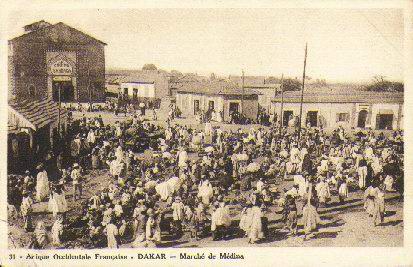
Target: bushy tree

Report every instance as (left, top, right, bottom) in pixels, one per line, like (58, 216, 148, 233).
(366, 76, 403, 92)
(142, 64, 157, 71)
(282, 78, 302, 91)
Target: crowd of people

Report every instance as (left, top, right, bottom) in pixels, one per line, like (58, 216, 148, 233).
(8, 111, 404, 249)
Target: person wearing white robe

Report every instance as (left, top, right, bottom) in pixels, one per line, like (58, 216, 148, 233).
(36, 168, 49, 202)
(115, 145, 124, 162)
(105, 221, 119, 248)
(177, 149, 188, 168)
(21, 193, 33, 231)
(197, 180, 214, 205)
(211, 202, 232, 240)
(256, 178, 264, 193)
(48, 189, 68, 217)
(87, 129, 96, 145)
(316, 179, 330, 206)
(51, 216, 64, 246)
(247, 205, 264, 244)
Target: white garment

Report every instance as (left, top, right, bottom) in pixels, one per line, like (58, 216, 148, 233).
(36, 170, 49, 202)
(106, 223, 119, 248)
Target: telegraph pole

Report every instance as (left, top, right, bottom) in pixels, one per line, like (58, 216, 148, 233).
(86, 52, 92, 112)
(58, 82, 61, 134)
(279, 73, 284, 135)
(298, 43, 308, 139)
(241, 70, 245, 114)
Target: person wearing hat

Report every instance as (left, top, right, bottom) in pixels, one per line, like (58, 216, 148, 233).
(71, 163, 83, 201)
(36, 164, 50, 202)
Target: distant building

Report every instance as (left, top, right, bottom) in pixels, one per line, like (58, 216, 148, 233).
(8, 20, 106, 103)
(271, 90, 404, 130)
(176, 81, 259, 122)
(119, 80, 161, 108)
(245, 84, 280, 111)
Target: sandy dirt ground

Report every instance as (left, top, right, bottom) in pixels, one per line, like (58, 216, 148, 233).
(8, 166, 403, 248)
(8, 111, 403, 248)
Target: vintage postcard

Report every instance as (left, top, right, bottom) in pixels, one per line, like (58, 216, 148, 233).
(0, 0, 412, 266)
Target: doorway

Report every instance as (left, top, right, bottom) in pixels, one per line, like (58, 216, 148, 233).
(208, 100, 215, 111)
(53, 80, 74, 102)
(194, 100, 200, 115)
(283, 110, 293, 126)
(376, 114, 393, 130)
(229, 102, 239, 114)
(357, 110, 368, 128)
(306, 111, 318, 127)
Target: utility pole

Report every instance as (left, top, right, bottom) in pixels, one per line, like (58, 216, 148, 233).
(57, 82, 61, 134)
(241, 70, 245, 115)
(279, 73, 284, 135)
(86, 51, 92, 112)
(298, 43, 308, 139)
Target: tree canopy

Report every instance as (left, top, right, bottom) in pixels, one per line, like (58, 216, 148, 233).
(282, 78, 302, 91)
(142, 64, 157, 71)
(366, 76, 403, 92)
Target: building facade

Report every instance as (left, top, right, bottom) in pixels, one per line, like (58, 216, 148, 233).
(270, 90, 404, 130)
(8, 21, 106, 103)
(245, 84, 280, 111)
(176, 81, 259, 122)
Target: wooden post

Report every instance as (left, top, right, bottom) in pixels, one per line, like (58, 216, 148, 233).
(86, 51, 92, 112)
(58, 82, 61, 135)
(279, 73, 284, 134)
(241, 70, 245, 115)
(298, 43, 308, 139)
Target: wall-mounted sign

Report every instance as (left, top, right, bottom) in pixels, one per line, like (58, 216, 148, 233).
(50, 59, 73, 76)
(53, 76, 72, 82)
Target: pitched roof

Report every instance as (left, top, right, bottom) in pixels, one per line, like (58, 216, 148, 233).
(9, 22, 106, 45)
(177, 81, 260, 96)
(9, 98, 68, 131)
(272, 89, 404, 104)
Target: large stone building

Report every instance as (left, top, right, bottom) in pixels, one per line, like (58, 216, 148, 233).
(8, 20, 106, 103)
(176, 81, 259, 122)
(270, 89, 404, 130)
(7, 20, 106, 172)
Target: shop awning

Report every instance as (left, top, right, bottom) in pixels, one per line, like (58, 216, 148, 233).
(8, 98, 67, 131)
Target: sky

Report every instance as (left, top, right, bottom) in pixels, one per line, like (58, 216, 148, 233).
(5, 8, 404, 82)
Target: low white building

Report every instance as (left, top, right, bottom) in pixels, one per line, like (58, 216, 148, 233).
(271, 90, 403, 130)
(120, 81, 155, 99)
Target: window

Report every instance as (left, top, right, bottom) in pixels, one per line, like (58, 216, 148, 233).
(337, 112, 350, 122)
(123, 88, 128, 95)
(133, 88, 138, 99)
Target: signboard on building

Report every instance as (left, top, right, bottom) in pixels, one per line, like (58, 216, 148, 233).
(50, 59, 73, 76)
(46, 51, 76, 76)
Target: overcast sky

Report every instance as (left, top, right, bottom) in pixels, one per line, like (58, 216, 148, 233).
(6, 8, 404, 82)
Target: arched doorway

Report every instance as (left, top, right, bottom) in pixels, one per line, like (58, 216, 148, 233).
(357, 110, 368, 128)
